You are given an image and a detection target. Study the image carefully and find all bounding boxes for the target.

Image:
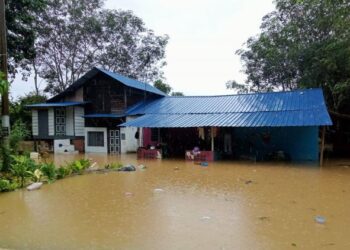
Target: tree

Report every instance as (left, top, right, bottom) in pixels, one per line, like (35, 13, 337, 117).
(226, 80, 249, 94)
(34, 0, 168, 95)
(10, 92, 46, 131)
(154, 79, 172, 95)
(171, 92, 184, 96)
(6, 0, 46, 79)
(237, 0, 350, 114)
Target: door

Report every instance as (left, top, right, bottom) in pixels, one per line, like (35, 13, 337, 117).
(109, 129, 120, 154)
(55, 108, 66, 136)
(38, 110, 48, 137)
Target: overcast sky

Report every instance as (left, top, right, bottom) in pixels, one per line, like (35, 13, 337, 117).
(11, 0, 275, 99)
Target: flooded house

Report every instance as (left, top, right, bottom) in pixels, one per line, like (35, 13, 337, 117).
(27, 67, 166, 154)
(28, 67, 332, 163)
(121, 89, 333, 163)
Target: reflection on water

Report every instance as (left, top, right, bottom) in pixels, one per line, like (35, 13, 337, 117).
(0, 154, 350, 249)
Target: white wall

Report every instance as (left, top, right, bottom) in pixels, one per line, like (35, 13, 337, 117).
(32, 110, 38, 136)
(120, 116, 139, 153)
(84, 127, 108, 153)
(66, 107, 74, 136)
(74, 107, 85, 136)
(48, 108, 54, 136)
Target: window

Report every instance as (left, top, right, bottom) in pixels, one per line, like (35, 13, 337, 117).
(151, 128, 159, 142)
(121, 133, 126, 140)
(88, 131, 104, 147)
(55, 108, 66, 136)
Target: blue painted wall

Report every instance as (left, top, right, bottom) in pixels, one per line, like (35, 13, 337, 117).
(233, 126, 319, 161)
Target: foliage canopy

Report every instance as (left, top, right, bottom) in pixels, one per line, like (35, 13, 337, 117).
(237, 0, 350, 114)
(33, 0, 168, 95)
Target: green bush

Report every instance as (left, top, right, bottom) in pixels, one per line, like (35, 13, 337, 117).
(55, 166, 72, 179)
(66, 159, 91, 174)
(10, 155, 38, 187)
(40, 162, 57, 182)
(9, 121, 30, 154)
(0, 144, 12, 172)
(78, 158, 91, 169)
(105, 162, 123, 170)
(0, 179, 18, 192)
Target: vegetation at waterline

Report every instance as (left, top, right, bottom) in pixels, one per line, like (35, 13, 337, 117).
(0, 157, 93, 192)
(105, 162, 123, 170)
(0, 117, 112, 193)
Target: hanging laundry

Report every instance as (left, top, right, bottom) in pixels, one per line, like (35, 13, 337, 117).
(198, 127, 205, 140)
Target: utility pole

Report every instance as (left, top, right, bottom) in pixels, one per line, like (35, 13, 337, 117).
(0, 0, 9, 137)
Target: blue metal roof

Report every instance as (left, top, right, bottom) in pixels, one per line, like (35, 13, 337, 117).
(26, 102, 88, 108)
(97, 68, 166, 96)
(83, 114, 125, 118)
(121, 89, 332, 127)
(49, 67, 166, 102)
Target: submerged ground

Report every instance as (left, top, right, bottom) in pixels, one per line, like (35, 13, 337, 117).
(0, 154, 349, 250)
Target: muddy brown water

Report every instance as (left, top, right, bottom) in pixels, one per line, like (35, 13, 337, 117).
(0, 154, 350, 250)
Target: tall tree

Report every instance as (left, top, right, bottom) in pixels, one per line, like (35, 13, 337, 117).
(154, 79, 172, 95)
(171, 92, 184, 96)
(237, 0, 350, 114)
(6, 0, 46, 79)
(34, 0, 168, 95)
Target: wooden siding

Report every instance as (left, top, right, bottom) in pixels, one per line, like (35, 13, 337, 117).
(84, 74, 147, 115)
(66, 107, 74, 136)
(48, 108, 54, 136)
(65, 87, 83, 102)
(32, 110, 39, 136)
(74, 106, 85, 136)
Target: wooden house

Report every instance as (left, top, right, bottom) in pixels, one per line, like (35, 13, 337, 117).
(27, 67, 165, 153)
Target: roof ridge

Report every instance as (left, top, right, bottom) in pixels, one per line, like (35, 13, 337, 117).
(96, 67, 167, 96)
(166, 88, 322, 98)
(139, 108, 326, 115)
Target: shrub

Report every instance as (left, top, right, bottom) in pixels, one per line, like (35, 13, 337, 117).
(40, 162, 57, 182)
(55, 166, 71, 179)
(0, 144, 12, 172)
(67, 159, 91, 174)
(105, 162, 123, 170)
(31, 169, 43, 182)
(10, 155, 38, 187)
(9, 121, 30, 154)
(78, 158, 91, 169)
(0, 179, 18, 192)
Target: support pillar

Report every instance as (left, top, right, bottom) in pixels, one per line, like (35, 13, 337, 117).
(211, 127, 214, 151)
(320, 126, 326, 167)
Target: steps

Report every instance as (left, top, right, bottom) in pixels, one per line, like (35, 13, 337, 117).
(54, 139, 79, 154)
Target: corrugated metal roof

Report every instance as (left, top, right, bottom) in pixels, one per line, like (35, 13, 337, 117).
(26, 102, 88, 108)
(97, 68, 166, 96)
(49, 67, 165, 102)
(121, 89, 332, 127)
(83, 114, 125, 118)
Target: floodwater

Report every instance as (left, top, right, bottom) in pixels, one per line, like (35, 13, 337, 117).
(1, 154, 350, 250)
